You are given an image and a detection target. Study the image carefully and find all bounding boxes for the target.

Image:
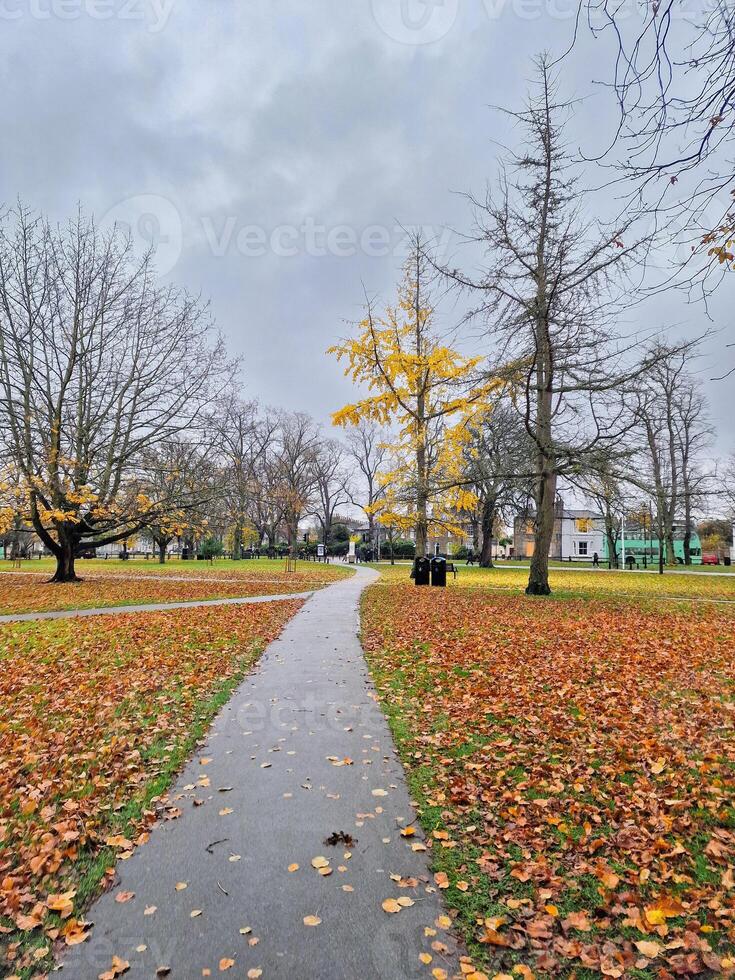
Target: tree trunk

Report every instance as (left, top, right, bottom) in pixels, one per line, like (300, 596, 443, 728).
(415, 435, 428, 559)
(606, 531, 618, 569)
(287, 519, 298, 556)
(50, 535, 80, 583)
(665, 529, 676, 565)
(479, 497, 496, 568)
(159, 541, 167, 564)
(527, 471, 556, 596)
(233, 524, 242, 560)
(683, 488, 692, 565)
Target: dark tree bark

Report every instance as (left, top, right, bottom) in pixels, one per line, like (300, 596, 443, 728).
(479, 496, 497, 567)
(527, 472, 556, 596)
(50, 536, 80, 583)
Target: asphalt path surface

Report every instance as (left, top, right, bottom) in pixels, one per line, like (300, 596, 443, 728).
(61, 566, 462, 980)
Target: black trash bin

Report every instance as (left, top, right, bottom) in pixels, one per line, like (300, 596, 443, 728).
(413, 556, 430, 585)
(431, 555, 447, 587)
(725, 556, 732, 566)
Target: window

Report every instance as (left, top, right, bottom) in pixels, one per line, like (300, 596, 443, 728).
(575, 518, 591, 533)
(578, 541, 588, 556)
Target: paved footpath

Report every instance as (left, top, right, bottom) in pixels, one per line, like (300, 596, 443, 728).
(62, 566, 462, 980)
(0, 592, 313, 624)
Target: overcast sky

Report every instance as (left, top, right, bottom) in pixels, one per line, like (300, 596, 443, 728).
(1, 0, 732, 456)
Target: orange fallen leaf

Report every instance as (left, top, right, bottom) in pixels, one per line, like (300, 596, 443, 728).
(635, 940, 662, 958)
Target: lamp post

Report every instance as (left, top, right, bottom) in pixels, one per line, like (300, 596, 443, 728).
(621, 509, 626, 570)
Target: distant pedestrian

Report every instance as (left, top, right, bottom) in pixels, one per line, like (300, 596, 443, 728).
(593, 552, 599, 567)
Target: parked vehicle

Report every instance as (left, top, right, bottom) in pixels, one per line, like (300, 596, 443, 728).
(702, 553, 720, 565)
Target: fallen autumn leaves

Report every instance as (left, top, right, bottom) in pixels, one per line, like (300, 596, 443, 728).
(0, 559, 351, 616)
(0, 599, 302, 977)
(362, 573, 735, 978)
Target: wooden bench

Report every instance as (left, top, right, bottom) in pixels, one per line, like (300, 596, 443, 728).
(445, 562, 458, 579)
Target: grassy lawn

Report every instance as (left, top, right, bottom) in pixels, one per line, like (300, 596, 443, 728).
(361, 565, 735, 978)
(369, 562, 735, 604)
(524, 561, 735, 575)
(0, 599, 303, 979)
(0, 558, 352, 615)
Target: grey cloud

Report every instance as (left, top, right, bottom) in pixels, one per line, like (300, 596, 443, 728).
(0, 0, 732, 452)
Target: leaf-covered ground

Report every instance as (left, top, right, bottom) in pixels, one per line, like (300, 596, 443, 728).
(362, 569, 735, 978)
(0, 560, 351, 615)
(0, 600, 302, 977)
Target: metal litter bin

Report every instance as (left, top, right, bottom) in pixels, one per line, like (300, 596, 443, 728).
(431, 555, 447, 587)
(413, 556, 430, 585)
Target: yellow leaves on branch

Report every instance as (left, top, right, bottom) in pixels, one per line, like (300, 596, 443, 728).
(329, 261, 503, 535)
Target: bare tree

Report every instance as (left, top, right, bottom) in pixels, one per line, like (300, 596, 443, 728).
(724, 455, 735, 518)
(139, 438, 214, 563)
(673, 383, 714, 564)
(577, 0, 735, 382)
(345, 422, 389, 554)
(275, 411, 320, 555)
(240, 410, 287, 551)
(213, 397, 261, 558)
(633, 356, 682, 567)
(462, 404, 534, 567)
(0, 206, 231, 581)
(441, 60, 652, 594)
(582, 0, 735, 202)
(632, 344, 711, 565)
(577, 466, 626, 568)
(310, 439, 351, 546)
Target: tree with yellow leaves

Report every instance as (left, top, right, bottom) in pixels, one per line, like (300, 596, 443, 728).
(329, 234, 498, 558)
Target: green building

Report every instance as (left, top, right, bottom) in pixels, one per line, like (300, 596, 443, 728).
(601, 524, 702, 566)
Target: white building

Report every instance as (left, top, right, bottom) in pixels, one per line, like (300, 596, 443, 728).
(559, 509, 606, 562)
(514, 502, 605, 562)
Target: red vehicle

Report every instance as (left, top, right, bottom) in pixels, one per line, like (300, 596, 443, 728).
(702, 553, 720, 565)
